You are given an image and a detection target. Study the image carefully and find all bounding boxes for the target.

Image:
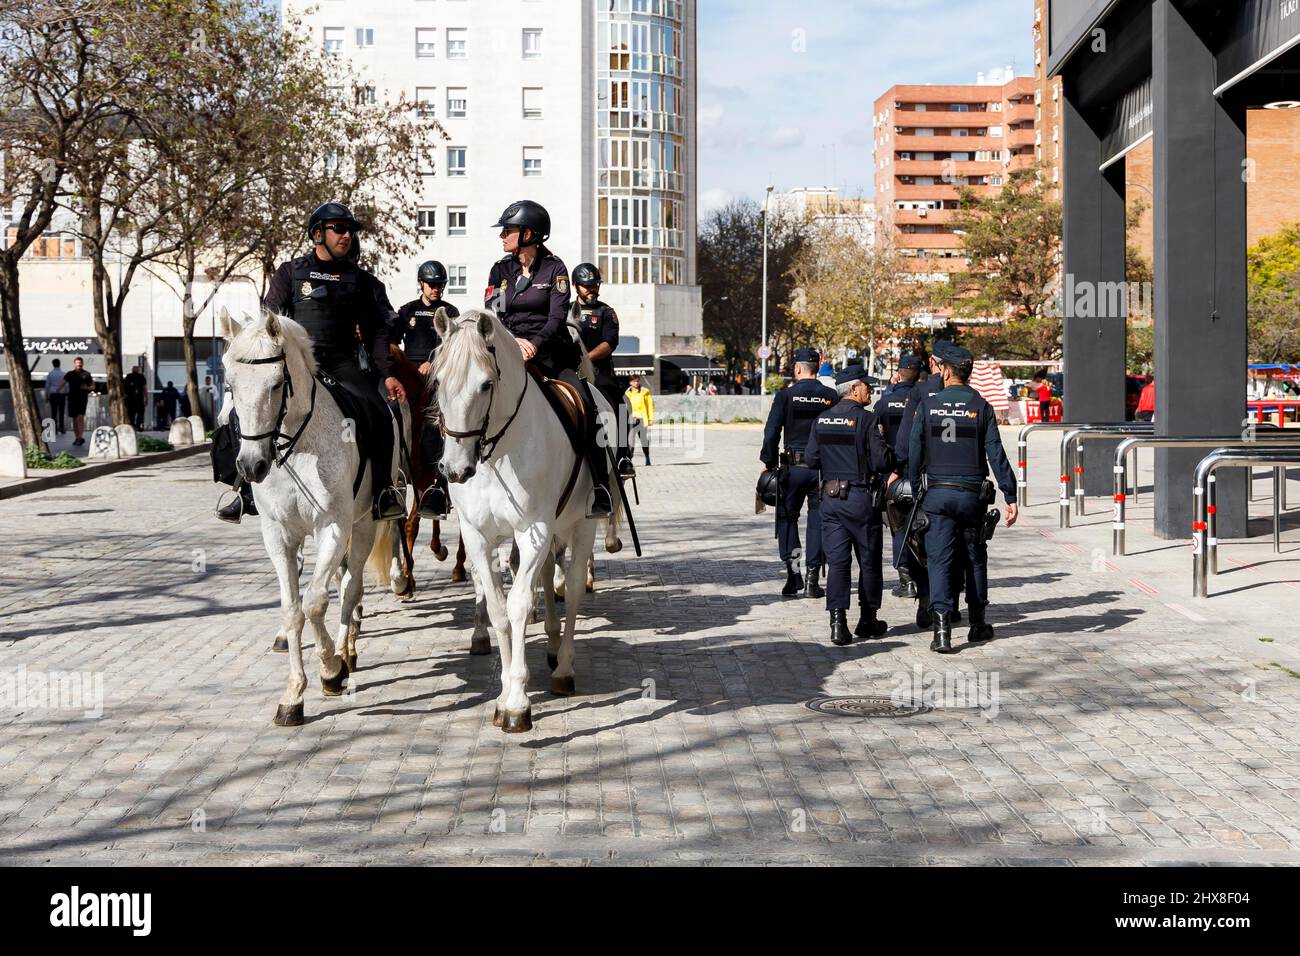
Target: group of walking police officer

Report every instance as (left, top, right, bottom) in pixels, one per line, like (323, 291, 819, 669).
(214, 198, 632, 525)
(760, 341, 1018, 653)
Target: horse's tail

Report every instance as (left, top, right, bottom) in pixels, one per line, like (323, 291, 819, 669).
(367, 519, 395, 589)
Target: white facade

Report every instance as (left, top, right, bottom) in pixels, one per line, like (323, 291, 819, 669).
(771, 186, 875, 246)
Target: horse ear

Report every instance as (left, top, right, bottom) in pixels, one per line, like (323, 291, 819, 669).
(264, 311, 282, 338)
(569, 300, 582, 325)
(219, 307, 238, 341)
(433, 307, 450, 339)
(476, 311, 493, 338)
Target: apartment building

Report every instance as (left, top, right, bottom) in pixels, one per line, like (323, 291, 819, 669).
(872, 71, 1037, 279)
(1032, 0, 1063, 195)
(772, 187, 875, 245)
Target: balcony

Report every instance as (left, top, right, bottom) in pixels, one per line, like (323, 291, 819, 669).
(894, 160, 1005, 177)
(894, 184, 1000, 201)
(896, 232, 964, 250)
(895, 134, 996, 153)
(1008, 127, 1036, 148)
(1007, 103, 1036, 124)
(893, 111, 998, 130)
(893, 208, 956, 226)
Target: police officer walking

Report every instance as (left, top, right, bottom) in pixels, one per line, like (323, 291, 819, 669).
(487, 200, 613, 516)
(804, 364, 892, 645)
(760, 348, 837, 597)
(573, 262, 635, 479)
(905, 343, 1019, 654)
(213, 201, 407, 523)
(393, 260, 460, 518)
(875, 353, 924, 597)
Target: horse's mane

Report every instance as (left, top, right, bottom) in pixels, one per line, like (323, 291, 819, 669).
(226, 311, 318, 377)
(435, 309, 513, 394)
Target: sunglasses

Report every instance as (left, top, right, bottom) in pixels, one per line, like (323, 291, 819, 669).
(325, 223, 353, 235)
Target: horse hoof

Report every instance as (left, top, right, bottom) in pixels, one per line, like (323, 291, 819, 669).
(271, 635, 288, 653)
(451, 567, 467, 583)
(551, 675, 575, 697)
(492, 706, 504, 727)
(273, 703, 304, 727)
(607, 537, 623, 554)
(585, 581, 594, 594)
(500, 708, 532, 733)
(320, 660, 350, 697)
(433, 544, 449, 561)
(345, 653, 358, 673)
(546, 653, 558, 671)
(471, 637, 492, 656)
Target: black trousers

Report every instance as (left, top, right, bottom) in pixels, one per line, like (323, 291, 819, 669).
(778, 464, 823, 568)
(822, 485, 884, 612)
(126, 399, 144, 431)
(557, 367, 610, 491)
(923, 487, 988, 615)
(48, 395, 66, 433)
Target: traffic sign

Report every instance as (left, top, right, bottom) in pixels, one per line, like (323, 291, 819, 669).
(758, 345, 771, 361)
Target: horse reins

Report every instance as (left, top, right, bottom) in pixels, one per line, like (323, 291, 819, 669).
(439, 343, 529, 463)
(235, 352, 318, 468)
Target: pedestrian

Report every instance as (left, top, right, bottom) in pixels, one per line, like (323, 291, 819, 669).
(44, 358, 67, 435)
(1136, 377, 1155, 422)
(875, 353, 925, 598)
(159, 381, 181, 427)
(759, 347, 837, 598)
(707, 380, 718, 396)
(63, 356, 95, 446)
(1032, 368, 1053, 423)
(805, 363, 892, 645)
(625, 375, 654, 467)
(906, 342, 1019, 654)
(124, 365, 147, 431)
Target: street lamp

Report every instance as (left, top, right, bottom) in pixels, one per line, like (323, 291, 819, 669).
(761, 184, 773, 395)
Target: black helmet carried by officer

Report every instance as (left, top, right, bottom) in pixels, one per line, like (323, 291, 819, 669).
(573, 262, 602, 288)
(307, 202, 362, 242)
(493, 200, 550, 245)
(417, 260, 449, 288)
(756, 469, 781, 507)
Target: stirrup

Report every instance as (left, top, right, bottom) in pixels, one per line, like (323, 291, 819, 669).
(216, 489, 244, 524)
(373, 487, 406, 521)
(418, 486, 449, 519)
(616, 455, 636, 479)
(587, 484, 613, 518)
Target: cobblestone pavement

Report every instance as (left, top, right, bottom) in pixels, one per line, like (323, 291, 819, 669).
(2, 425, 1300, 866)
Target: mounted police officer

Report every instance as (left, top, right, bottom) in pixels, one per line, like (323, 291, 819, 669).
(906, 342, 1019, 654)
(486, 200, 613, 516)
(875, 353, 924, 597)
(573, 261, 634, 479)
(805, 364, 892, 646)
(760, 348, 836, 597)
(214, 201, 406, 523)
(394, 259, 460, 518)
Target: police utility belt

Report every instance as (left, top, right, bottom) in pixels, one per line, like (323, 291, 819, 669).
(922, 476, 1002, 541)
(821, 474, 886, 508)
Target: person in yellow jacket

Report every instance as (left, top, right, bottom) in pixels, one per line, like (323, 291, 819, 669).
(625, 374, 654, 467)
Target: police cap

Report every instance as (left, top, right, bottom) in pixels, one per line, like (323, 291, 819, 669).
(793, 348, 820, 365)
(899, 353, 924, 371)
(835, 364, 869, 386)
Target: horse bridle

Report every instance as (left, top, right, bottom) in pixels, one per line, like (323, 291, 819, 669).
(438, 343, 529, 463)
(235, 352, 318, 468)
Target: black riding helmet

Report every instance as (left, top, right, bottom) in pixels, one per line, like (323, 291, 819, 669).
(493, 200, 550, 246)
(308, 202, 363, 243)
(573, 262, 602, 288)
(756, 469, 781, 507)
(417, 260, 448, 288)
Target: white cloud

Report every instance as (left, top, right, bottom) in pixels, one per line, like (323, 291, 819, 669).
(768, 126, 804, 149)
(699, 102, 725, 129)
(699, 187, 737, 219)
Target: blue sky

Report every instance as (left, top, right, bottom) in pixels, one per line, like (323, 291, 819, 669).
(697, 0, 1035, 214)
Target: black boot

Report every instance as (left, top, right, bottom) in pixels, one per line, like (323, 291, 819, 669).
(930, 611, 954, 654)
(781, 560, 804, 597)
(855, 607, 889, 640)
(373, 486, 406, 521)
(891, 568, 915, 598)
(418, 481, 449, 519)
(616, 449, 636, 479)
(967, 604, 995, 644)
(916, 597, 932, 630)
(217, 484, 257, 524)
(830, 609, 852, 646)
(951, 607, 962, 624)
(805, 566, 824, 599)
(588, 483, 613, 518)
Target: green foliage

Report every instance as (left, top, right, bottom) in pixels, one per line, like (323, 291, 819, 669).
(138, 435, 173, 453)
(1247, 223, 1300, 363)
(25, 447, 84, 470)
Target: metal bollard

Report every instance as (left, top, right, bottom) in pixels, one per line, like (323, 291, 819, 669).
(1275, 468, 1282, 554)
(1017, 439, 1028, 507)
(1113, 462, 1126, 556)
(1193, 482, 1207, 597)
(1075, 440, 1087, 516)
(1208, 473, 1218, 576)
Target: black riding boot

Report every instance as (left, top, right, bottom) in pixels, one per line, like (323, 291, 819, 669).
(576, 382, 612, 517)
(806, 565, 824, 599)
(217, 483, 257, 524)
(855, 607, 889, 640)
(891, 567, 916, 598)
(782, 560, 804, 597)
(916, 596, 932, 630)
(830, 609, 852, 646)
(930, 611, 954, 654)
(967, 603, 995, 644)
(418, 479, 450, 519)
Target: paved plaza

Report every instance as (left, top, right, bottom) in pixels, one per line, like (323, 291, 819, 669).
(2, 425, 1300, 865)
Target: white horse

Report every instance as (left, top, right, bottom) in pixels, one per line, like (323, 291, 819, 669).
(433, 307, 621, 732)
(223, 310, 401, 726)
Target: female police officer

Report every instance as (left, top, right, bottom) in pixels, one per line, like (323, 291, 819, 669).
(486, 200, 613, 516)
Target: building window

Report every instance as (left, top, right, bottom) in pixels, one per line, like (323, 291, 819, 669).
(354, 85, 375, 106)
(417, 206, 436, 236)
(446, 88, 467, 118)
(447, 206, 467, 236)
(447, 147, 466, 177)
(415, 86, 436, 117)
(522, 87, 543, 119)
(447, 28, 467, 59)
(323, 27, 344, 55)
(355, 27, 374, 48)
(523, 146, 543, 177)
(522, 28, 543, 59)
(447, 265, 468, 296)
(415, 28, 436, 58)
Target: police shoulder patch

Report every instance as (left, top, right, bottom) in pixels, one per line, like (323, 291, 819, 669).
(556, 276, 569, 295)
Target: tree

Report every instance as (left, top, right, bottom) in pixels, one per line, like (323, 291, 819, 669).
(1247, 223, 1300, 364)
(697, 198, 805, 377)
(948, 164, 1064, 359)
(1126, 197, 1154, 372)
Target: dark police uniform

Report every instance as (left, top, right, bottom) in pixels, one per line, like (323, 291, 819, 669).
(761, 361, 836, 581)
(486, 248, 577, 377)
(805, 366, 892, 642)
(394, 296, 459, 472)
(576, 298, 620, 407)
(906, 347, 1017, 648)
(263, 251, 400, 501)
(875, 358, 922, 579)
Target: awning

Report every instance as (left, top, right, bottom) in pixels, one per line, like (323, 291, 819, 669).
(0, 351, 109, 382)
(612, 354, 656, 376)
(660, 354, 728, 378)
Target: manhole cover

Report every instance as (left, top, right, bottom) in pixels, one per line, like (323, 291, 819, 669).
(804, 695, 932, 719)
